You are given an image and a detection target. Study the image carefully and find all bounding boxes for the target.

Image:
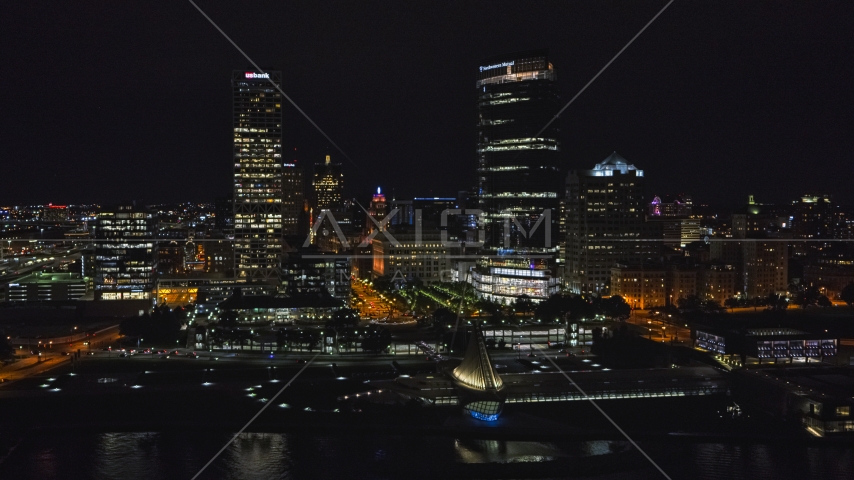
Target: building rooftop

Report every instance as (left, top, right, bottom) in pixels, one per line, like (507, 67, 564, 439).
(588, 152, 644, 177)
(218, 293, 343, 310)
(10, 272, 87, 285)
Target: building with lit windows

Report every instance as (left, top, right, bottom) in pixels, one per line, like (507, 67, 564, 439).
(42, 204, 68, 223)
(742, 240, 788, 297)
(565, 153, 656, 294)
(647, 195, 700, 248)
(694, 327, 837, 364)
(473, 49, 562, 303)
(610, 264, 667, 310)
(4, 272, 88, 302)
(281, 246, 350, 301)
(611, 261, 740, 310)
(282, 165, 303, 236)
(93, 203, 156, 301)
(313, 155, 343, 211)
(372, 229, 450, 283)
(232, 69, 284, 283)
(367, 187, 388, 235)
(471, 257, 560, 302)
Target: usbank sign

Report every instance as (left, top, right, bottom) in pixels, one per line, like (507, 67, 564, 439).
(245, 72, 270, 79)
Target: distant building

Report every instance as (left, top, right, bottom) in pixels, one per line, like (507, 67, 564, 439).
(281, 246, 350, 302)
(372, 229, 451, 284)
(313, 155, 343, 211)
(367, 187, 388, 234)
(282, 165, 304, 236)
(42, 204, 68, 223)
(648, 194, 692, 217)
(610, 264, 667, 310)
(565, 153, 656, 294)
(214, 196, 234, 232)
(4, 272, 88, 302)
(710, 197, 790, 298)
(742, 240, 788, 297)
(611, 261, 739, 309)
(217, 289, 344, 324)
(793, 194, 834, 240)
(232, 69, 284, 283)
(94, 203, 156, 301)
(695, 326, 836, 364)
(204, 233, 235, 275)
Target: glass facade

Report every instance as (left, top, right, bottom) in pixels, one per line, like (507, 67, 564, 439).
(233, 70, 285, 282)
(463, 400, 502, 422)
(94, 204, 156, 300)
(476, 49, 561, 252)
(473, 50, 561, 303)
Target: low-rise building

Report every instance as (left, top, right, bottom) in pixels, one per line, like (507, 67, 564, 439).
(372, 229, 450, 284)
(694, 326, 837, 364)
(217, 290, 344, 324)
(4, 272, 88, 302)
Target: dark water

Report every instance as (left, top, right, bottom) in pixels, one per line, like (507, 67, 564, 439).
(0, 431, 852, 480)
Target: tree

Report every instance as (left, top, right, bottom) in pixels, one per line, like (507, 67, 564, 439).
(361, 326, 391, 354)
(513, 295, 534, 319)
(841, 282, 854, 307)
(703, 300, 722, 312)
(432, 307, 457, 333)
(724, 298, 739, 311)
(327, 308, 360, 328)
(602, 295, 631, 319)
(0, 335, 14, 361)
(217, 310, 239, 328)
(766, 293, 788, 311)
(677, 295, 702, 311)
(119, 307, 182, 343)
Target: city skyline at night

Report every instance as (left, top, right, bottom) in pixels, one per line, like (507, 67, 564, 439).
(2, 3, 854, 479)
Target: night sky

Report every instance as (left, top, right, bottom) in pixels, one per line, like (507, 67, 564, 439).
(2, 1, 852, 206)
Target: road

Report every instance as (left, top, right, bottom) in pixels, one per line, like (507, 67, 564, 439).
(625, 312, 692, 346)
(351, 280, 404, 321)
(0, 325, 125, 384)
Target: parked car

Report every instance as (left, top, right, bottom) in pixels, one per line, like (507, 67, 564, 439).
(186, 352, 198, 359)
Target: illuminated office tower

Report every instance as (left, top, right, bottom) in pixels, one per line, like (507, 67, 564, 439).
(476, 49, 561, 251)
(471, 50, 562, 303)
(313, 155, 343, 211)
(232, 69, 284, 282)
(564, 153, 654, 294)
(94, 203, 156, 301)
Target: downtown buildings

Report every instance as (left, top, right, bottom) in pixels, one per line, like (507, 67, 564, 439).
(471, 49, 562, 303)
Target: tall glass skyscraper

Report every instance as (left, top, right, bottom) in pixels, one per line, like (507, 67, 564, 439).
(232, 70, 284, 282)
(471, 50, 562, 303)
